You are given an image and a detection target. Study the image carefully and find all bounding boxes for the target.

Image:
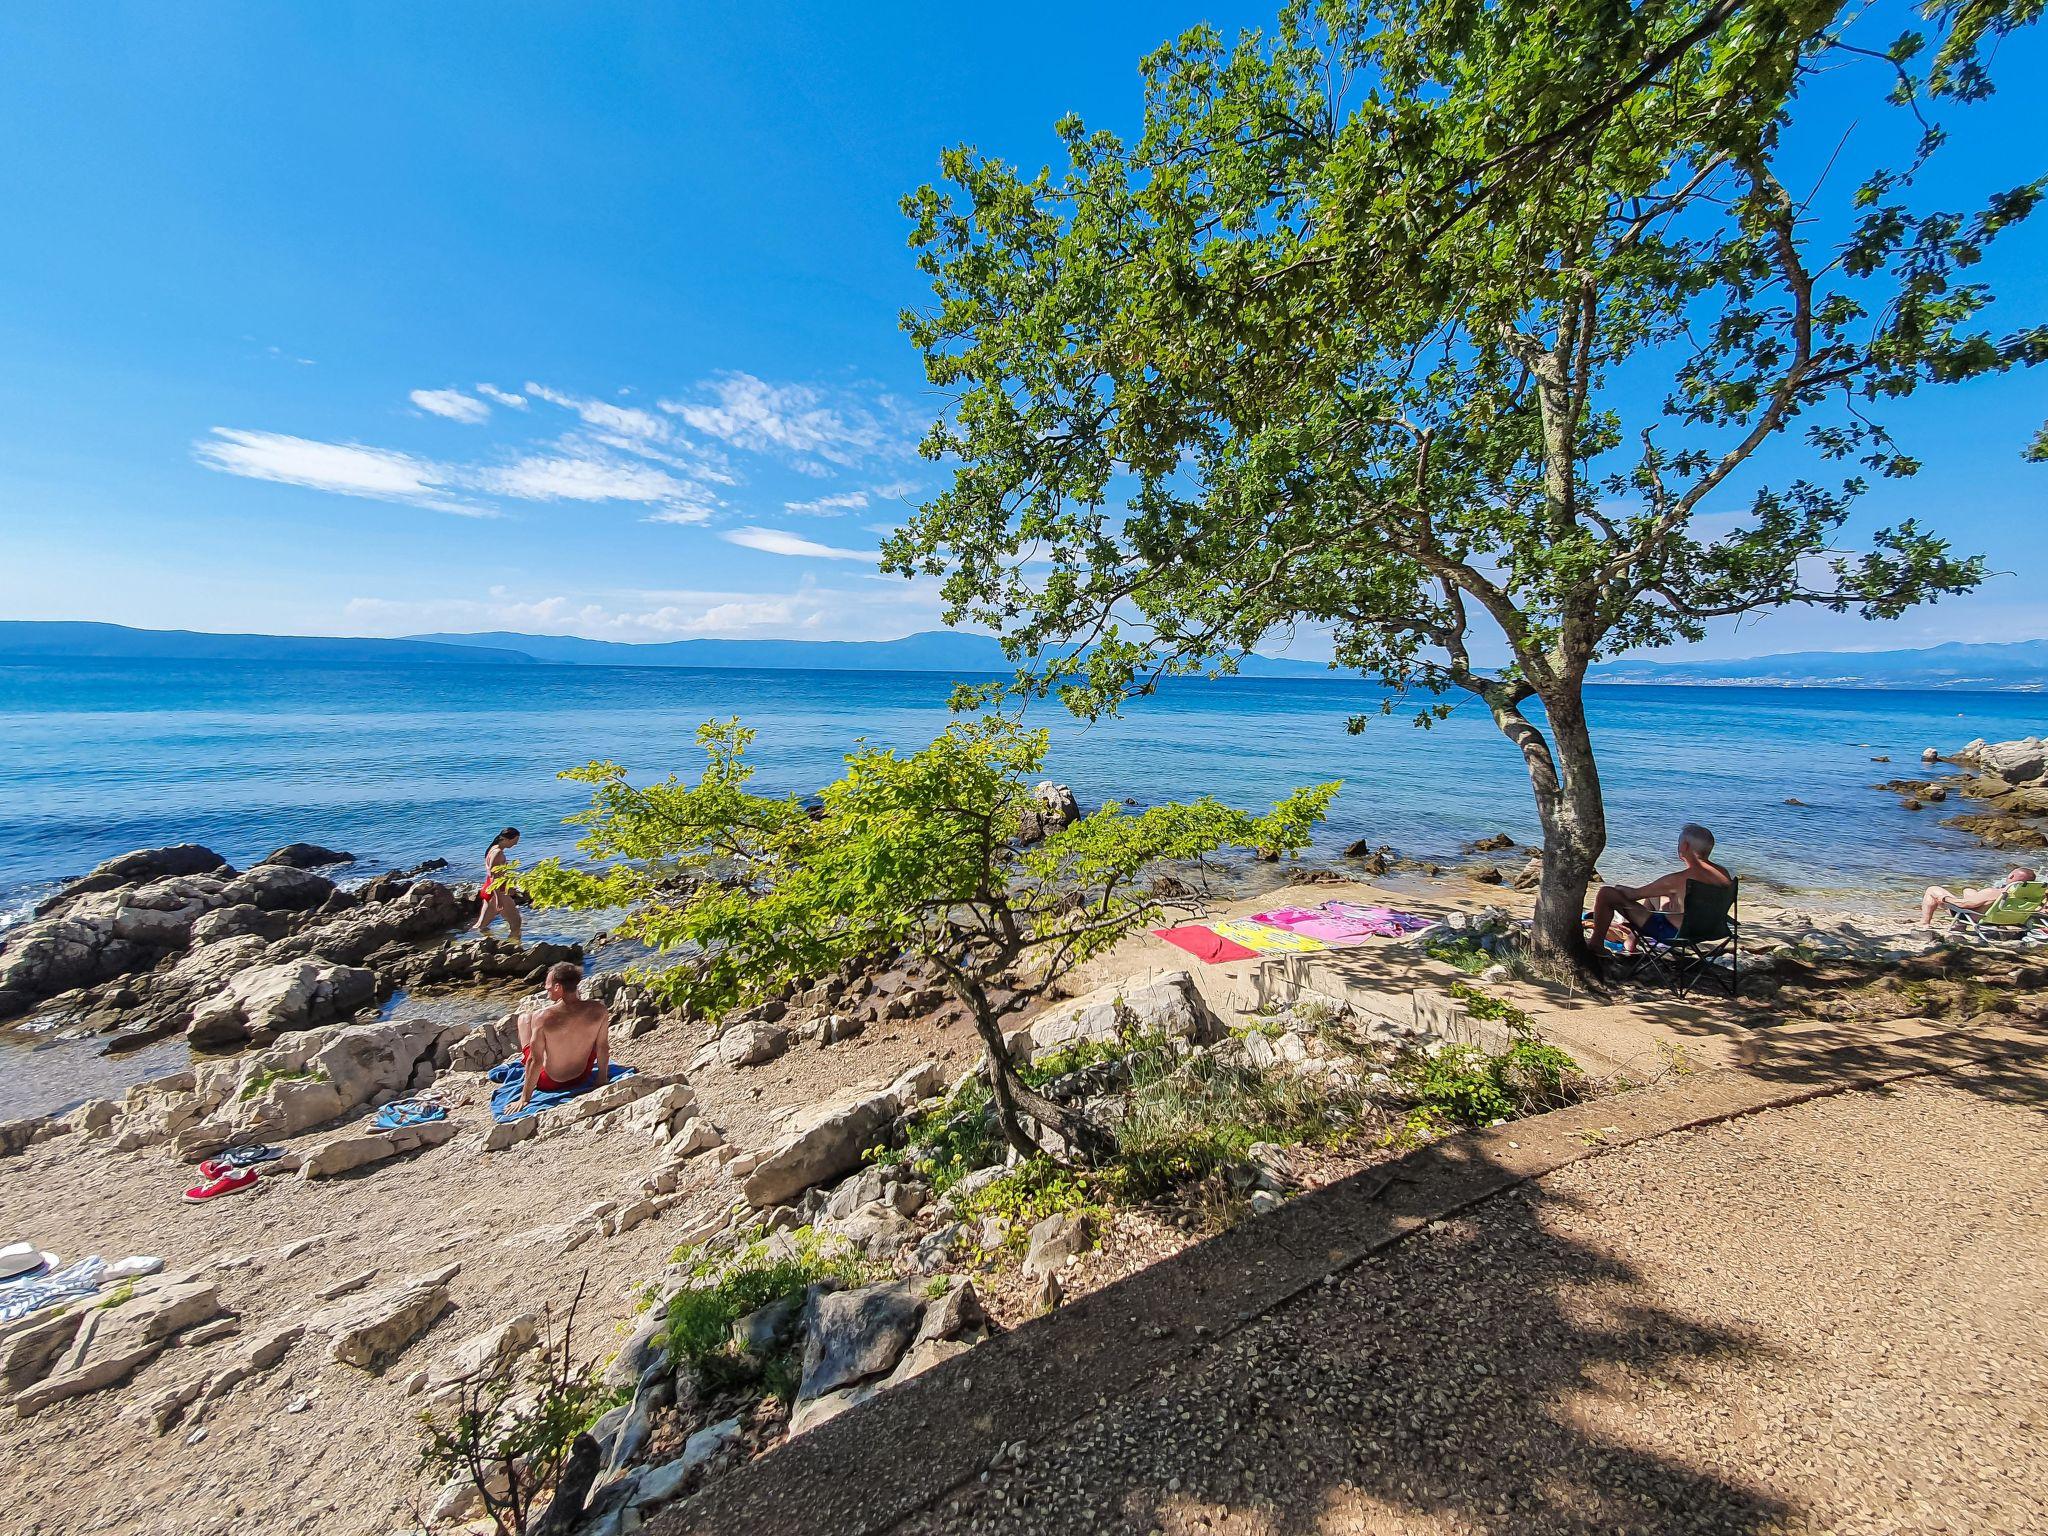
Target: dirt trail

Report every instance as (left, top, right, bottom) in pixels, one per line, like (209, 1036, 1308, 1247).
(888, 1068, 2047, 1535)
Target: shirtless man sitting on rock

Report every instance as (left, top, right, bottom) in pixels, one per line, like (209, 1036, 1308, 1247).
(515, 960, 610, 1108)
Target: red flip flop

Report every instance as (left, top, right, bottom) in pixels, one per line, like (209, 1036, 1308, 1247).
(183, 1167, 260, 1203)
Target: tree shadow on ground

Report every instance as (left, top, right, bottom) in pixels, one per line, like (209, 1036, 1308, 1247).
(656, 1113, 1851, 1536)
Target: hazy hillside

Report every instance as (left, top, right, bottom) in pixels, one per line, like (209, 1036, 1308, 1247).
(1589, 639, 2048, 690)
(0, 621, 535, 666)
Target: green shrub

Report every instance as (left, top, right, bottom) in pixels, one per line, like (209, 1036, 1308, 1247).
(1392, 1036, 1582, 1132)
(1423, 936, 1493, 975)
(658, 1229, 869, 1393)
(955, 1158, 1100, 1245)
(1447, 980, 1536, 1036)
(869, 1079, 1005, 1195)
(1109, 1050, 1367, 1201)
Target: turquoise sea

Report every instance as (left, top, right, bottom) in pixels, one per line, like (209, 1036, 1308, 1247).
(1, 658, 2040, 922)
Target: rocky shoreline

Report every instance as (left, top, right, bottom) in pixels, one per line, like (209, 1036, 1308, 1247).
(1871, 734, 2048, 851)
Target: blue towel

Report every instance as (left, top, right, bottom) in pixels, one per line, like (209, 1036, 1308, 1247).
(489, 1062, 635, 1122)
(373, 1100, 448, 1131)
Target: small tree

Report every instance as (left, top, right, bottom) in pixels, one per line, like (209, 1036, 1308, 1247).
(525, 717, 1334, 1158)
(888, 0, 2044, 972)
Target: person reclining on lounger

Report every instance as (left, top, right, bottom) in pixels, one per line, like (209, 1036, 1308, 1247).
(1918, 867, 2038, 930)
(515, 960, 611, 1109)
(1587, 824, 1733, 955)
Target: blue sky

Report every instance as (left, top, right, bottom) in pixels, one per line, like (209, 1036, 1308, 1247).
(0, 1, 2041, 660)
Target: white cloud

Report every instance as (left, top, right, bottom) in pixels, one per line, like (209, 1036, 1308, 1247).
(343, 574, 946, 642)
(193, 427, 490, 516)
(646, 507, 713, 526)
(526, 382, 667, 442)
(783, 490, 869, 515)
(475, 383, 528, 410)
(721, 525, 876, 561)
(660, 373, 883, 465)
(410, 388, 491, 424)
(480, 449, 712, 510)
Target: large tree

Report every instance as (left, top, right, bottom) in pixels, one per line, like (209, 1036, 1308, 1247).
(886, 0, 2044, 969)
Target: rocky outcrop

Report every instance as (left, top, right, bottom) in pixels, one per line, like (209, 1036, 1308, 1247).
(742, 1065, 943, 1208)
(259, 843, 354, 869)
(317, 1264, 458, 1370)
(1920, 737, 2048, 849)
(1006, 971, 1219, 1062)
(1017, 782, 1080, 844)
(11, 1280, 228, 1416)
(187, 958, 377, 1047)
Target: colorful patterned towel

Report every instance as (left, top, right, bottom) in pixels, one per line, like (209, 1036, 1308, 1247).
(1213, 918, 1328, 953)
(1151, 925, 1261, 964)
(1249, 907, 1383, 945)
(1321, 902, 1433, 935)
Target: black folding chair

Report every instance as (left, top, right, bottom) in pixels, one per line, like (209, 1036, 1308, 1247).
(1632, 877, 1740, 999)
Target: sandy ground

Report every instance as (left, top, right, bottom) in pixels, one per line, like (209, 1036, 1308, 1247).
(0, 994, 985, 1536)
(894, 1069, 2048, 1536)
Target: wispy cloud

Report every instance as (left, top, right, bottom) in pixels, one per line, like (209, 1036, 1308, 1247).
(526, 382, 667, 443)
(480, 448, 713, 511)
(783, 489, 869, 515)
(720, 525, 875, 561)
(475, 383, 528, 410)
(343, 574, 945, 642)
(192, 428, 490, 516)
(410, 388, 491, 424)
(661, 373, 884, 466)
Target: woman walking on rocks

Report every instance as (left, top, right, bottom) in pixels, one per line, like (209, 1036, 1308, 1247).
(473, 826, 522, 942)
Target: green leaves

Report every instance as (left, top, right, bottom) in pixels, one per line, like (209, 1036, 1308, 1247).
(526, 716, 1334, 1018)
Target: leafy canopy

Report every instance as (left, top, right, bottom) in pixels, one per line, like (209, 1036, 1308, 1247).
(886, 0, 2043, 724)
(523, 717, 1337, 1015)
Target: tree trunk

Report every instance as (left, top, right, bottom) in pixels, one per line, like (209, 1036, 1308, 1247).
(1487, 685, 1607, 974)
(951, 982, 1115, 1163)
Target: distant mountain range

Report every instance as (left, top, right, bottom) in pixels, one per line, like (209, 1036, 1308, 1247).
(0, 621, 534, 666)
(4, 622, 2046, 691)
(402, 628, 1335, 677)
(1588, 638, 2048, 691)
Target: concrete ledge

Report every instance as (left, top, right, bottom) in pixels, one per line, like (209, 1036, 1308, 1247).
(650, 1026, 2025, 1536)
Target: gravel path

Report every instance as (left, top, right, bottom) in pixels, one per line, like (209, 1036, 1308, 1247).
(892, 1072, 2047, 1536)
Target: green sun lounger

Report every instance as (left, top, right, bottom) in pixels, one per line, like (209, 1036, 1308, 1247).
(1940, 881, 2047, 945)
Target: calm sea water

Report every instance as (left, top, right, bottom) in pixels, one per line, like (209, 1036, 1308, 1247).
(1, 659, 2040, 921)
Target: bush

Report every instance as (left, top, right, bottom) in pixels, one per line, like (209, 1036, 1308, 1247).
(870, 1080, 1005, 1195)
(417, 1285, 606, 1536)
(1108, 1050, 1369, 1201)
(658, 1229, 869, 1395)
(954, 1158, 1100, 1246)
(1392, 1037, 1583, 1134)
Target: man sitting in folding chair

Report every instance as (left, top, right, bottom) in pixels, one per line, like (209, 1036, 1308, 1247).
(1587, 824, 1740, 994)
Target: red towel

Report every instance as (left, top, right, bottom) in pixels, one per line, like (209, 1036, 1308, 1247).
(1151, 925, 1259, 964)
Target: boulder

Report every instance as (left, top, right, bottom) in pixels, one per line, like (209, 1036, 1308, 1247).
(1021, 1211, 1094, 1280)
(743, 1087, 903, 1208)
(1017, 782, 1080, 844)
(266, 880, 467, 967)
(186, 959, 376, 1046)
(631, 1417, 743, 1510)
(190, 904, 288, 946)
(797, 1281, 925, 1400)
(714, 1021, 790, 1069)
(222, 864, 336, 912)
(1970, 736, 2048, 785)
(260, 843, 354, 870)
(320, 1266, 458, 1370)
(426, 1313, 538, 1391)
(1013, 972, 1217, 1062)
(298, 1119, 455, 1178)
(12, 1281, 226, 1416)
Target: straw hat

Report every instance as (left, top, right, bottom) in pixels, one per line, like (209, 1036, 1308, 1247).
(0, 1242, 59, 1281)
